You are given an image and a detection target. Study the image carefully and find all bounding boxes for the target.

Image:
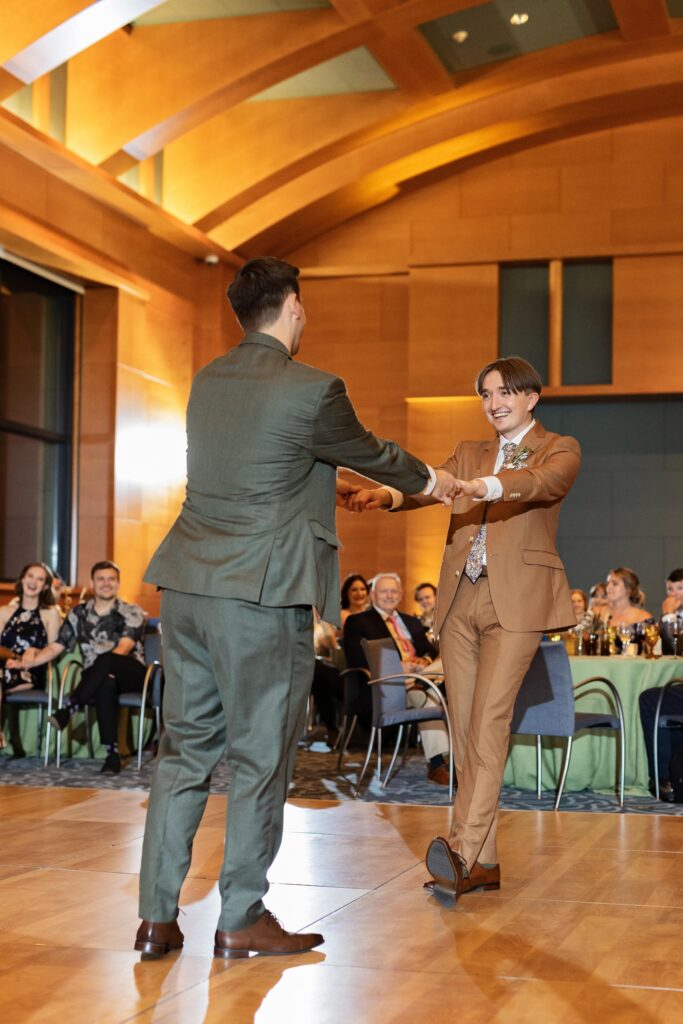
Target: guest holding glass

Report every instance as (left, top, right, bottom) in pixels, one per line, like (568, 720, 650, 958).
(340, 573, 370, 629)
(1, 563, 61, 756)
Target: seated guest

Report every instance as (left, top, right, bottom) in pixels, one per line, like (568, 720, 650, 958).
(51, 573, 73, 619)
(639, 683, 683, 803)
(570, 588, 588, 622)
(343, 572, 450, 785)
(661, 567, 683, 655)
(602, 567, 653, 628)
(340, 573, 370, 629)
(588, 581, 608, 614)
(1, 563, 61, 756)
(19, 560, 146, 774)
(311, 611, 344, 746)
(414, 582, 437, 630)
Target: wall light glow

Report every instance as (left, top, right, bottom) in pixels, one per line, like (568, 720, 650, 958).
(116, 422, 187, 487)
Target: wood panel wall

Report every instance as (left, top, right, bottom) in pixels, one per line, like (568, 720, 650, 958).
(287, 117, 683, 610)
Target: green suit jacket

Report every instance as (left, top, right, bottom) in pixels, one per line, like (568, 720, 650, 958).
(144, 332, 429, 625)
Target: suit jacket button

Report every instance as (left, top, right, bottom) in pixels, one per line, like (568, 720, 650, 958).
(468, 536, 475, 542)
(455, 570, 460, 577)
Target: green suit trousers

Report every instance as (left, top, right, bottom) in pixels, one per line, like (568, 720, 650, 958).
(138, 589, 314, 930)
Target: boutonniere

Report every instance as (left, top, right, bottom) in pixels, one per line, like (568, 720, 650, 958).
(503, 445, 534, 470)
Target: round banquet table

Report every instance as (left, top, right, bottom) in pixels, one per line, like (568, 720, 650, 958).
(503, 655, 683, 797)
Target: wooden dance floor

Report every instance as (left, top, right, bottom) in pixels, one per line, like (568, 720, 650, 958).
(1, 785, 681, 1023)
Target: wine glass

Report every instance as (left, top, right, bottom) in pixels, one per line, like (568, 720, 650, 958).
(669, 616, 682, 659)
(616, 622, 633, 655)
(643, 622, 660, 659)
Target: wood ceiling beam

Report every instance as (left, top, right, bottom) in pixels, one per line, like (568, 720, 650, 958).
(65, 11, 368, 167)
(0, 0, 92, 66)
(0, 107, 239, 265)
(202, 39, 683, 251)
(610, 0, 672, 42)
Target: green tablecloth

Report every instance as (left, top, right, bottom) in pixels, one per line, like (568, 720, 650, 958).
(504, 655, 683, 796)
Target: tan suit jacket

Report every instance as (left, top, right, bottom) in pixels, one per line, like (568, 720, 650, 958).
(404, 421, 581, 635)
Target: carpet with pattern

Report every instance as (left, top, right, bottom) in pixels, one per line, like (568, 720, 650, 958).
(1, 741, 681, 815)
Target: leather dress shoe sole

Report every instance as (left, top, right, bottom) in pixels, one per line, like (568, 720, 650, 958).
(425, 836, 465, 904)
(213, 937, 323, 960)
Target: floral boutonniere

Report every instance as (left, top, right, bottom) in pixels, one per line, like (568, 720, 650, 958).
(502, 445, 535, 470)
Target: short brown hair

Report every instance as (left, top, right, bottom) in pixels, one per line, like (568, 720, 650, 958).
(475, 357, 543, 397)
(91, 560, 120, 580)
(227, 257, 300, 332)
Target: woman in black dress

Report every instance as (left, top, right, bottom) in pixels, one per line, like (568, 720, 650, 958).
(0, 562, 61, 755)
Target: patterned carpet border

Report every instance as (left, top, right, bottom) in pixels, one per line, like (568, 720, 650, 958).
(2, 742, 681, 815)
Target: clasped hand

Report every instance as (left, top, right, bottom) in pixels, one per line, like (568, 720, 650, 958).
(336, 472, 486, 513)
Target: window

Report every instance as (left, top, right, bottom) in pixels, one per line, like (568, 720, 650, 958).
(499, 264, 549, 384)
(0, 258, 76, 580)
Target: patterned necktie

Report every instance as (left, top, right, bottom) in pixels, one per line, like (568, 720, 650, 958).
(464, 442, 517, 583)
(385, 613, 416, 662)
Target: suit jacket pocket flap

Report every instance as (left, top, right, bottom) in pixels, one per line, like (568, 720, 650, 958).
(523, 549, 564, 569)
(310, 520, 341, 548)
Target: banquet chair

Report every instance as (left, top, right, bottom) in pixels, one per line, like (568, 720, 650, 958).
(510, 640, 627, 809)
(652, 677, 683, 800)
(352, 638, 454, 801)
(3, 663, 59, 766)
(336, 667, 372, 768)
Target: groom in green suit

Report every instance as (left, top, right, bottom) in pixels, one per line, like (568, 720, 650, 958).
(135, 257, 458, 959)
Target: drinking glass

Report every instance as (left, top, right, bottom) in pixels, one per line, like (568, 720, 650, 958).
(643, 622, 660, 659)
(669, 616, 682, 659)
(616, 622, 632, 655)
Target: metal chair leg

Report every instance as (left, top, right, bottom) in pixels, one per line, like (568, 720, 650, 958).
(333, 714, 347, 752)
(338, 714, 357, 770)
(554, 735, 573, 811)
(381, 725, 404, 789)
(536, 735, 542, 799)
(136, 708, 144, 770)
(353, 727, 376, 798)
(376, 729, 382, 783)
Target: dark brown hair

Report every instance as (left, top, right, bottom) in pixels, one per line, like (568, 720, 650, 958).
(15, 562, 55, 608)
(341, 573, 369, 610)
(475, 357, 543, 397)
(91, 560, 120, 580)
(227, 257, 300, 332)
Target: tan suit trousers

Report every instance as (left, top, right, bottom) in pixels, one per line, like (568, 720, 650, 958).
(440, 575, 540, 868)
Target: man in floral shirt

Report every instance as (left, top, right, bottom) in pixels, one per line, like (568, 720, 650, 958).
(21, 560, 146, 773)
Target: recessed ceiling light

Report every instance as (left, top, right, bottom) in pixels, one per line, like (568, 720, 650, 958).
(451, 30, 469, 43)
(510, 12, 529, 25)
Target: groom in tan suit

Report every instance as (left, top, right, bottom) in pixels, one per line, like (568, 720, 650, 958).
(352, 357, 580, 901)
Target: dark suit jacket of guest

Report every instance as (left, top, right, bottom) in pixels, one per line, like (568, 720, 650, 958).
(343, 607, 437, 673)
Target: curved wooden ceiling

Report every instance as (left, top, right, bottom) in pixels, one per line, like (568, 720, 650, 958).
(0, 0, 681, 261)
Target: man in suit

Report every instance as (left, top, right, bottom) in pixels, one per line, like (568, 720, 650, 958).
(343, 572, 451, 784)
(135, 257, 459, 959)
(351, 357, 580, 901)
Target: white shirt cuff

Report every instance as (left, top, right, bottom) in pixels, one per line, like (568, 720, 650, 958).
(421, 464, 437, 496)
(385, 486, 404, 510)
(475, 475, 503, 502)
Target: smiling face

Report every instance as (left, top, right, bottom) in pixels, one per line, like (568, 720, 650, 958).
(571, 590, 587, 619)
(372, 576, 402, 615)
(91, 568, 120, 601)
(347, 578, 368, 609)
(666, 578, 683, 603)
(415, 586, 436, 614)
(479, 369, 539, 439)
(21, 564, 49, 601)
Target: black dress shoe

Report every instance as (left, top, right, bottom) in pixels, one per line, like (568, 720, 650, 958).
(648, 779, 675, 803)
(101, 751, 121, 774)
(10, 746, 26, 760)
(48, 707, 72, 731)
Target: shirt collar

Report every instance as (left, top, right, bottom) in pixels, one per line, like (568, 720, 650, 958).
(498, 419, 536, 450)
(374, 605, 399, 621)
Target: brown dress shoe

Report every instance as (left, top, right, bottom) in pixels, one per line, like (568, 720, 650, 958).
(134, 919, 184, 958)
(214, 910, 324, 959)
(425, 836, 466, 903)
(426, 763, 451, 785)
(424, 860, 500, 896)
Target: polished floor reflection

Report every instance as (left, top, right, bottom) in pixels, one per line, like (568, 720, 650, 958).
(0, 786, 681, 1023)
